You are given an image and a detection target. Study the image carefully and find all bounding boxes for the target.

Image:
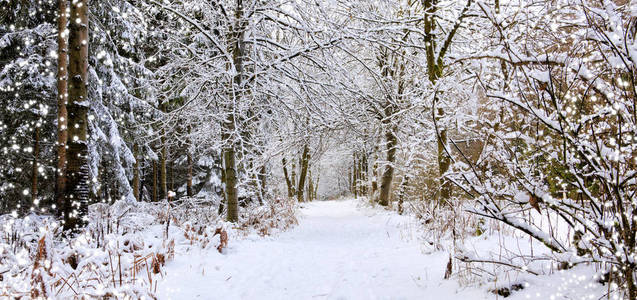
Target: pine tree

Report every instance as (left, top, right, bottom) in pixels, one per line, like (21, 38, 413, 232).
(64, 0, 89, 231)
(55, 0, 68, 214)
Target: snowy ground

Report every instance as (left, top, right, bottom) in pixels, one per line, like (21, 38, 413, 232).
(156, 199, 609, 299)
(156, 199, 488, 299)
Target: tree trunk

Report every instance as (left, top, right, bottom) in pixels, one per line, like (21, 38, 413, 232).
(371, 177, 378, 199)
(314, 175, 320, 201)
(379, 128, 397, 207)
(187, 152, 193, 197)
(364, 153, 369, 195)
(437, 108, 451, 204)
(222, 0, 246, 223)
(132, 143, 140, 201)
(249, 160, 259, 205)
(307, 170, 313, 202)
(371, 146, 379, 202)
(623, 264, 637, 300)
(31, 126, 39, 209)
(258, 164, 266, 203)
(398, 176, 408, 215)
(359, 153, 366, 195)
(55, 0, 68, 214)
(422, 0, 469, 205)
(352, 153, 358, 198)
(160, 137, 167, 200)
(348, 169, 353, 193)
(291, 160, 297, 196)
(152, 160, 157, 202)
(222, 137, 239, 222)
(282, 157, 294, 198)
(297, 144, 310, 202)
(64, 0, 89, 231)
(99, 158, 109, 202)
(169, 158, 174, 195)
(371, 161, 378, 202)
(218, 155, 226, 215)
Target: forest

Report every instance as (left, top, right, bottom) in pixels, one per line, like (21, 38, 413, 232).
(0, 0, 636, 299)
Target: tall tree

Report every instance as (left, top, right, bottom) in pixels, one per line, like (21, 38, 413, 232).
(223, 0, 247, 222)
(422, 0, 473, 204)
(377, 46, 403, 207)
(30, 126, 40, 208)
(160, 138, 168, 199)
(64, 0, 89, 231)
(186, 151, 193, 197)
(152, 160, 158, 202)
(55, 0, 69, 213)
(132, 143, 140, 200)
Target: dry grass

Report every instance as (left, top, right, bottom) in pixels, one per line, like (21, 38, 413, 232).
(0, 196, 298, 299)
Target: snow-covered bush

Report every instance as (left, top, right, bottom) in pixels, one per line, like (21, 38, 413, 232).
(239, 197, 298, 237)
(0, 198, 220, 298)
(441, 1, 637, 298)
(0, 193, 298, 298)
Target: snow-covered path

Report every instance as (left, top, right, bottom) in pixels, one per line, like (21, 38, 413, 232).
(157, 200, 485, 299)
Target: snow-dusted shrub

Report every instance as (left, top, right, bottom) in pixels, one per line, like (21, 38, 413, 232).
(239, 197, 298, 237)
(410, 199, 486, 251)
(439, 1, 637, 298)
(0, 195, 298, 298)
(0, 198, 218, 298)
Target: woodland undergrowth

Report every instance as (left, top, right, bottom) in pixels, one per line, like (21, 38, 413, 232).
(0, 197, 297, 299)
(395, 198, 615, 298)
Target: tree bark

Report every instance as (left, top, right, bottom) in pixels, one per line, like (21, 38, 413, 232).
(55, 0, 68, 214)
(364, 153, 369, 195)
(160, 137, 167, 200)
(359, 153, 367, 195)
(378, 127, 397, 207)
(423, 0, 451, 204)
(297, 144, 310, 202)
(371, 146, 379, 201)
(422, 0, 472, 205)
(187, 151, 193, 197)
(437, 116, 451, 203)
(222, 0, 246, 223)
(31, 126, 39, 209)
(371, 176, 378, 199)
(258, 164, 266, 203)
(291, 160, 297, 195)
(169, 158, 174, 194)
(307, 170, 313, 202)
(132, 143, 140, 201)
(348, 169, 352, 193)
(222, 136, 239, 222)
(152, 160, 157, 202)
(353, 153, 358, 198)
(282, 157, 294, 198)
(371, 160, 378, 202)
(64, 0, 89, 231)
(218, 155, 226, 215)
(314, 175, 320, 201)
(398, 176, 409, 215)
